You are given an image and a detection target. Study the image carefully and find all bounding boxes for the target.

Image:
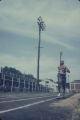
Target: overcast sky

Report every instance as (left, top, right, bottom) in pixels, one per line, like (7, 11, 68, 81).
(0, 0, 80, 82)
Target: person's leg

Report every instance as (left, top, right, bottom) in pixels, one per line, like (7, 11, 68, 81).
(58, 83, 60, 93)
(62, 76, 66, 95)
(57, 84, 61, 96)
(57, 76, 62, 96)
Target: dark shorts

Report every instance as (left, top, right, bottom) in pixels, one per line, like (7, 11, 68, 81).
(58, 75, 66, 87)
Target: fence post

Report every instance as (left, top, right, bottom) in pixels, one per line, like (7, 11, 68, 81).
(32, 81, 34, 92)
(11, 77, 13, 93)
(23, 79, 26, 92)
(3, 74, 5, 90)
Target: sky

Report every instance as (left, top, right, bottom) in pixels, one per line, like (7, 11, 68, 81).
(0, 0, 80, 82)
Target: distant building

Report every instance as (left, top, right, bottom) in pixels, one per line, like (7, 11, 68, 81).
(70, 80, 80, 92)
(40, 79, 58, 92)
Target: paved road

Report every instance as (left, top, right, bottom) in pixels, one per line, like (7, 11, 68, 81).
(0, 93, 58, 120)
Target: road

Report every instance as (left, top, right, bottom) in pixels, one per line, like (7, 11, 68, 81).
(0, 92, 58, 120)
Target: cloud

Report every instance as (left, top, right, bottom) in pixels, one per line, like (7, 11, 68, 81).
(0, 53, 37, 75)
(43, 33, 75, 50)
(0, 0, 80, 50)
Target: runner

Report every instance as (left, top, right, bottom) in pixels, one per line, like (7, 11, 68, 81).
(57, 60, 70, 96)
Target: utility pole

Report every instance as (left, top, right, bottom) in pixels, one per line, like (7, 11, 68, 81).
(60, 51, 63, 66)
(37, 16, 45, 91)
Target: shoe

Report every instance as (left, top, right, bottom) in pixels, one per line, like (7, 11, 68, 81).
(57, 93, 60, 96)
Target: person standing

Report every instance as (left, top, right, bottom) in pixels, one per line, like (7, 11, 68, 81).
(57, 60, 70, 96)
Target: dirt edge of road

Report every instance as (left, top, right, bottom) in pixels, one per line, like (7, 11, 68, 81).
(50, 93, 80, 120)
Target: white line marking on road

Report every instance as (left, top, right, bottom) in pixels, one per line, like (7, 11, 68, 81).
(0, 97, 58, 114)
(0, 95, 54, 104)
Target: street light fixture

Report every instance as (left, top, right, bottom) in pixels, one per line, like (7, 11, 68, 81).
(37, 16, 45, 91)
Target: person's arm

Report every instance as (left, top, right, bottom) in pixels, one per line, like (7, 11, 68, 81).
(66, 66, 70, 73)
